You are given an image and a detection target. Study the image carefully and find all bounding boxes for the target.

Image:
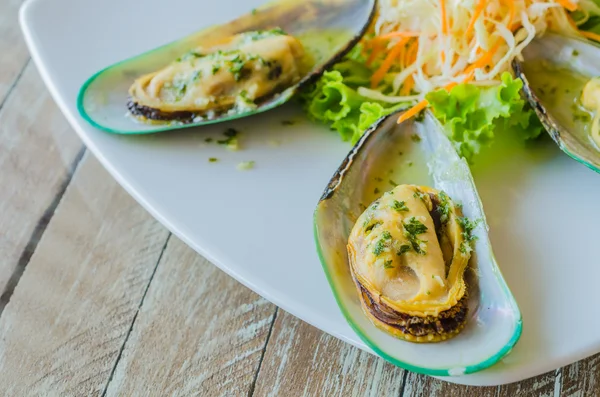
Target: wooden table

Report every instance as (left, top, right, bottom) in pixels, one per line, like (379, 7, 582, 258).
(2, 2, 599, 396)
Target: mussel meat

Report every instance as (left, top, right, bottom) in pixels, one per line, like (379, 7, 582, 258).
(348, 184, 472, 342)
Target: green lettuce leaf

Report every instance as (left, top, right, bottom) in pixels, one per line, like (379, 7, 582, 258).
(426, 72, 542, 162)
(301, 62, 407, 143)
(302, 61, 541, 162)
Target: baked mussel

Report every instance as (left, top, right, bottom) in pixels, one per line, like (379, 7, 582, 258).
(314, 110, 521, 374)
(78, 0, 376, 134)
(349, 185, 471, 342)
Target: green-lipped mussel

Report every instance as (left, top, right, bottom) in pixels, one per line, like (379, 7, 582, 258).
(513, 33, 600, 173)
(314, 110, 521, 372)
(78, 0, 376, 134)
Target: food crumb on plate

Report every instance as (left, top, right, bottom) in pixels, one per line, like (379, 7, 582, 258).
(237, 161, 255, 170)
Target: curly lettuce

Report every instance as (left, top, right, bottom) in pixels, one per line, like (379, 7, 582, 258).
(426, 72, 542, 162)
(300, 60, 407, 144)
(301, 63, 542, 163)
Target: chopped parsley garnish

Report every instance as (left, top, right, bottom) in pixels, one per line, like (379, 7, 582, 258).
(392, 200, 409, 212)
(370, 201, 379, 210)
(573, 49, 579, 57)
(411, 134, 421, 143)
(389, 179, 398, 186)
(372, 239, 386, 256)
(436, 191, 452, 224)
(381, 230, 392, 240)
(191, 70, 203, 82)
(374, 188, 380, 195)
(383, 260, 394, 269)
(229, 54, 249, 81)
(251, 8, 257, 14)
(212, 64, 221, 74)
(281, 120, 295, 126)
(404, 217, 428, 236)
(413, 190, 428, 203)
(236, 161, 255, 171)
(218, 128, 240, 150)
(375, 177, 383, 182)
(208, 157, 218, 163)
(397, 244, 411, 255)
(457, 216, 480, 254)
(204, 137, 213, 143)
(403, 217, 428, 255)
(407, 161, 414, 167)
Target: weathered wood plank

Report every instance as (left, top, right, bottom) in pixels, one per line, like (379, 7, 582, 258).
(252, 310, 406, 397)
(402, 372, 497, 397)
(0, 63, 82, 297)
(559, 353, 600, 396)
(104, 238, 277, 397)
(498, 370, 557, 397)
(0, 154, 170, 396)
(0, 0, 29, 102)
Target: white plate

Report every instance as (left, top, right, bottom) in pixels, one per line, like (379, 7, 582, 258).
(20, 0, 600, 386)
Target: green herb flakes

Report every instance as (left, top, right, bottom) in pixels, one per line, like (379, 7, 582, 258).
(392, 200, 409, 212)
(208, 157, 218, 163)
(372, 239, 386, 256)
(436, 191, 452, 224)
(383, 260, 394, 269)
(457, 216, 480, 254)
(397, 244, 411, 255)
(236, 161, 255, 171)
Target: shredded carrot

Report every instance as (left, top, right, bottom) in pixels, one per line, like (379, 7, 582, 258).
(440, 0, 448, 34)
(440, 0, 448, 63)
(465, 0, 487, 38)
(556, 0, 577, 12)
(463, 39, 502, 75)
(366, 41, 383, 67)
(372, 31, 421, 41)
(397, 100, 429, 124)
(504, 0, 516, 28)
(405, 39, 419, 66)
(400, 75, 414, 96)
(371, 38, 410, 88)
(582, 30, 600, 42)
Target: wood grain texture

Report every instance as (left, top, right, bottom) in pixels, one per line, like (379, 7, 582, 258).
(104, 237, 277, 397)
(402, 372, 497, 397)
(496, 370, 559, 397)
(560, 353, 600, 397)
(0, 63, 82, 296)
(252, 310, 406, 397)
(0, 154, 170, 396)
(0, 0, 29, 103)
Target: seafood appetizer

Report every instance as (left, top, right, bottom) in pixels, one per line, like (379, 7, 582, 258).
(77, 0, 376, 133)
(314, 110, 521, 373)
(128, 30, 309, 122)
(348, 185, 472, 342)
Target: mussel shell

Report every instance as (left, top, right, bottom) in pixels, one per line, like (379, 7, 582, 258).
(314, 110, 522, 374)
(513, 33, 600, 173)
(78, 0, 376, 134)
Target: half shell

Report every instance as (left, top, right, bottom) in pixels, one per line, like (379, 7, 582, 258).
(314, 110, 521, 374)
(77, 0, 376, 134)
(513, 33, 600, 173)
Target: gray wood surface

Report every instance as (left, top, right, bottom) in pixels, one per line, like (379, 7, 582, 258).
(1, 6, 599, 396)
